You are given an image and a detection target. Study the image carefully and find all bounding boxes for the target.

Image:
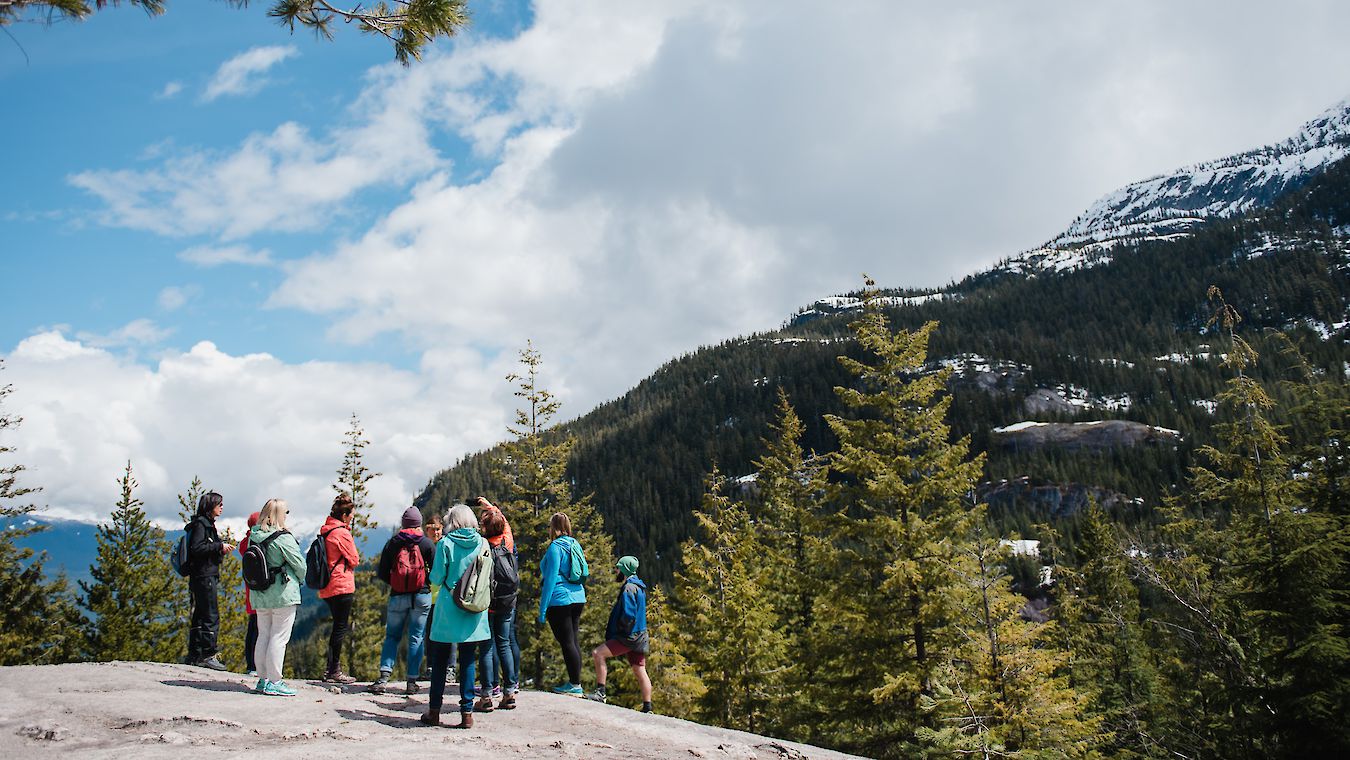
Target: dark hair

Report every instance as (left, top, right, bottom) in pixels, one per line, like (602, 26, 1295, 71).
(197, 491, 223, 517)
(424, 513, 443, 528)
(549, 512, 572, 539)
(331, 493, 355, 519)
(481, 510, 505, 539)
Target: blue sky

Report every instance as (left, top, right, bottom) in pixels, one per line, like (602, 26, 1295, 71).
(3, 0, 1350, 533)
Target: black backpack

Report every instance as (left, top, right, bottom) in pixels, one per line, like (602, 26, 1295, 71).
(241, 530, 290, 592)
(171, 521, 194, 577)
(489, 543, 519, 611)
(305, 526, 342, 590)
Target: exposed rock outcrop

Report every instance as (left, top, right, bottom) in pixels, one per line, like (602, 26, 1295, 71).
(991, 420, 1181, 452)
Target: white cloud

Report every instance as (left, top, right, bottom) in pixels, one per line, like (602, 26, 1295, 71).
(178, 244, 273, 268)
(202, 45, 299, 102)
(74, 319, 174, 350)
(156, 81, 183, 100)
(1, 332, 513, 533)
(157, 285, 200, 311)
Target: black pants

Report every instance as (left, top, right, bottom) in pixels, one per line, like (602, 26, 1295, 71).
(324, 593, 355, 675)
(187, 574, 220, 662)
(244, 613, 258, 672)
(546, 602, 585, 685)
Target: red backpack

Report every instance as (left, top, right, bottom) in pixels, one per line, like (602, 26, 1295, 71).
(390, 541, 427, 593)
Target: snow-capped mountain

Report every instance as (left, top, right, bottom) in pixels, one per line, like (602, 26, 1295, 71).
(999, 98, 1350, 274)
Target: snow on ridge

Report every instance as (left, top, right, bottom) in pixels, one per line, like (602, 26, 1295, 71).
(992, 419, 1184, 439)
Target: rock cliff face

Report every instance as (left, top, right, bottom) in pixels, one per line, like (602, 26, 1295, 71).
(980, 476, 1138, 519)
(991, 420, 1182, 452)
(0, 661, 858, 760)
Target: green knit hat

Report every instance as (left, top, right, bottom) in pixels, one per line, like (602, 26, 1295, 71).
(615, 556, 639, 577)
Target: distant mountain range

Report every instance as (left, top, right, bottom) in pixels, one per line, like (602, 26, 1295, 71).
(418, 96, 1350, 580)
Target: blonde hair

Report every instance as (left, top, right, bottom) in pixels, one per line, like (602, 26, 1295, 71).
(446, 504, 478, 532)
(549, 512, 572, 540)
(259, 498, 289, 530)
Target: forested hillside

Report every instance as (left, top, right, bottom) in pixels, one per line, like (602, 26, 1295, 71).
(417, 155, 1350, 581)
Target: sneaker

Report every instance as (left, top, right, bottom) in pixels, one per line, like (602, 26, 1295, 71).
(405, 680, 419, 696)
(640, 703, 653, 713)
(323, 671, 357, 685)
(551, 683, 584, 696)
(368, 673, 391, 694)
(491, 685, 502, 699)
(264, 680, 297, 697)
(585, 688, 608, 703)
(447, 668, 457, 685)
(197, 656, 229, 672)
(255, 678, 268, 693)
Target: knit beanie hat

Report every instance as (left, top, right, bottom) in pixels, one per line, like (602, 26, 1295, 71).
(615, 556, 639, 577)
(401, 506, 423, 529)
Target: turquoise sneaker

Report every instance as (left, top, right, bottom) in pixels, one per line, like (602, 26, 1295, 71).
(255, 678, 268, 693)
(551, 683, 583, 696)
(265, 680, 297, 697)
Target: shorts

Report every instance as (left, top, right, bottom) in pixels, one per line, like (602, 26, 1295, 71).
(603, 639, 647, 667)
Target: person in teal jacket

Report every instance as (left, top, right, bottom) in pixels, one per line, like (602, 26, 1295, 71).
(420, 504, 491, 729)
(247, 498, 306, 697)
(538, 512, 587, 695)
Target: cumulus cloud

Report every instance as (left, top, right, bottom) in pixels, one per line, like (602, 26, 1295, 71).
(202, 45, 298, 102)
(1, 332, 515, 533)
(178, 245, 273, 268)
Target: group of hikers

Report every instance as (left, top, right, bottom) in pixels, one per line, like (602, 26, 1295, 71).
(178, 491, 652, 728)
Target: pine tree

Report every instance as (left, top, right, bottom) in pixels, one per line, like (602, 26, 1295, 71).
(334, 413, 385, 679)
(0, 363, 83, 665)
(669, 467, 785, 733)
(491, 341, 614, 689)
(81, 462, 184, 662)
(750, 388, 827, 736)
(810, 282, 985, 756)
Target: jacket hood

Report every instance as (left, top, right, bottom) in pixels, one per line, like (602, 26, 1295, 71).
(248, 524, 283, 540)
(624, 576, 646, 589)
(447, 526, 482, 549)
(552, 535, 579, 550)
(393, 528, 423, 545)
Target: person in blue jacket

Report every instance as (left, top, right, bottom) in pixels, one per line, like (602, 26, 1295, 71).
(421, 504, 491, 729)
(538, 512, 587, 695)
(586, 555, 651, 712)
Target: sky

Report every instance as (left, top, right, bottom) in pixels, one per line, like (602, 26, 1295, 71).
(3, 0, 1350, 535)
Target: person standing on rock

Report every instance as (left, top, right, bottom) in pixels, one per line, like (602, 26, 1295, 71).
(538, 512, 587, 696)
(238, 510, 261, 676)
(248, 498, 306, 697)
(186, 491, 235, 670)
(420, 513, 457, 685)
(475, 501, 519, 711)
(587, 556, 652, 713)
(370, 506, 434, 695)
(318, 493, 360, 685)
(421, 504, 491, 729)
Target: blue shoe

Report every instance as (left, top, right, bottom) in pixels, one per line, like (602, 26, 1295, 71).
(264, 680, 297, 697)
(551, 683, 583, 696)
(255, 678, 268, 693)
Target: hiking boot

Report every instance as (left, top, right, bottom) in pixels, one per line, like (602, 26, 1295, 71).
(197, 656, 229, 672)
(323, 670, 357, 685)
(419, 709, 440, 726)
(497, 691, 516, 710)
(551, 683, 584, 696)
(368, 673, 392, 694)
(453, 711, 474, 729)
(254, 678, 268, 693)
(474, 695, 495, 713)
(640, 702, 653, 713)
(585, 688, 608, 703)
(405, 680, 420, 695)
(265, 680, 297, 697)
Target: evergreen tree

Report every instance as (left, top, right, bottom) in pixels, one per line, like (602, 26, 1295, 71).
(669, 467, 785, 733)
(334, 413, 385, 679)
(810, 282, 984, 757)
(491, 341, 614, 689)
(0, 363, 83, 665)
(750, 388, 827, 736)
(1057, 504, 1166, 758)
(81, 462, 184, 661)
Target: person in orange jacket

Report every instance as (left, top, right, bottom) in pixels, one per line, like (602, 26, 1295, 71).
(319, 493, 361, 684)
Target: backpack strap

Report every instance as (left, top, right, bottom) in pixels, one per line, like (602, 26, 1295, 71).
(320, 525, 348, 570)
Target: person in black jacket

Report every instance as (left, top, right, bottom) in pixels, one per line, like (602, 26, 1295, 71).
(369, 506, 436, 695)
(186, 491, 235, 670)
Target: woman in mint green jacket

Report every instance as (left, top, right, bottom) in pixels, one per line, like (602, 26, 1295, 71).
(420, 504, 490, 729)
(247, 498, 306, 697)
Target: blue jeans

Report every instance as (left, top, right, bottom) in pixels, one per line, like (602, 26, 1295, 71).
(379, 592, 431, 676)
(478, 608, 519, 692)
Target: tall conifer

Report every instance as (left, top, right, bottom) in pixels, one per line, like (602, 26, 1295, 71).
(331, 413, 386, 679)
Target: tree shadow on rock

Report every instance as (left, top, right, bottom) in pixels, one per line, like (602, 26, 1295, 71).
(335, 708, 424, 729)
(160, 679, 256, 693)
